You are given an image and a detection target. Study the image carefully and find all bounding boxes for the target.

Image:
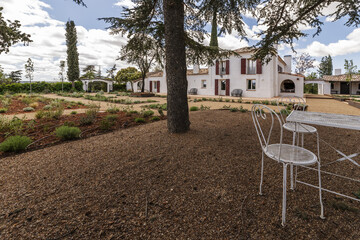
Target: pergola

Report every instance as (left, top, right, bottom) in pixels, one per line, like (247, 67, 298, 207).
(82, 79, 114, 93)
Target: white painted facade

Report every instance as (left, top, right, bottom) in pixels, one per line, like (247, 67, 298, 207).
(128, 48, 304, 98)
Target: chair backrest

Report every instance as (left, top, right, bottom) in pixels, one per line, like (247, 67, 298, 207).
(276, 96, 306, 123)
(251, 104, 283, 161)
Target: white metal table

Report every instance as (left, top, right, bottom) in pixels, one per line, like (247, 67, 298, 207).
(286, 110, 360, 202)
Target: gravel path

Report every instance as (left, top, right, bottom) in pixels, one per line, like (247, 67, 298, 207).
(0, 110, 359, 239)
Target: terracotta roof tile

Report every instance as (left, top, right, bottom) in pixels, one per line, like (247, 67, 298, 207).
(323, 74, 360, 82)
(187, 68, 209, 75)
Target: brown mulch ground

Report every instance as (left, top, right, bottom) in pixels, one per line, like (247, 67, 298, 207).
(0, 111, 164, 157)
(0, 98, 86, 115)
(0, 110, 359, 239)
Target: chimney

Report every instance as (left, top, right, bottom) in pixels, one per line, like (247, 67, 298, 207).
(335, 69, 341, 75)
(193, 64, 200, 74)
(283, 55, 292, 73)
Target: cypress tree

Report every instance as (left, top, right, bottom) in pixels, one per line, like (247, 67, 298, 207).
(65, 20, 80, 88)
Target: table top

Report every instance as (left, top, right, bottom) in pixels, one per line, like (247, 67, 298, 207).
(286, 111, 360, 131)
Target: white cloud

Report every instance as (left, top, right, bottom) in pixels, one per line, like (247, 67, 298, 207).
(114, 0, 135, 9)
(299, 28, 360, 57)
(0, 0, 130, 81)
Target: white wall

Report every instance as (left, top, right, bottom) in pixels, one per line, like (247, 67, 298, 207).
(278, 74, 304, 98)
(140, 52, 305, 98)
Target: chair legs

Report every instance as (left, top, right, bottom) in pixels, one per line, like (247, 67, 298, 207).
(282, 163, 288, 226)
(316, 132, 325, 219)
(259, 151, 264, 195)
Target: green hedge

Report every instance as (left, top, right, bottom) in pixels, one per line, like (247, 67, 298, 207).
(0, 81, 83, 94)
(113, 83, 126, 92)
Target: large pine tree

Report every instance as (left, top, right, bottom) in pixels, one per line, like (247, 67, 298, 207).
(97, 0, 360, 133)
(0, 7, 31, 54)
(65, 20, 80, 88)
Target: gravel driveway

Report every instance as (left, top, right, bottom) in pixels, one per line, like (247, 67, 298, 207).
(0, 111, 359, 239)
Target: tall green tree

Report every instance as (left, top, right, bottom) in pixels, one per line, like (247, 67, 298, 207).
(344, 59, 357, 96)
(25, 58, 34, 94)
(118, 34, 162, 93)
(81, 65, 96, 79)
(318, 55, 333, 77)
(0, 7, 32, 54)
(65, 20, 80, 88)
(102, 0, 360, 133)
(115, 67, 141, 92)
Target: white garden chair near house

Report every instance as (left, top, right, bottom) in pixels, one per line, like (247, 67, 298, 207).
(277, 96, 319, 190)
(251, 104, 324, 226)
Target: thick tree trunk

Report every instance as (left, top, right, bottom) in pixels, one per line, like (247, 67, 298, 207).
(163, 0, 190, 133)
(142, 75, 145, 92)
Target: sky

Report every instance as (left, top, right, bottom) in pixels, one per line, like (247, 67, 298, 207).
(0, 0, 360, 82)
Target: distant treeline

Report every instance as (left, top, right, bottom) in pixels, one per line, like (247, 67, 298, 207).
(0, 81, 126, 94)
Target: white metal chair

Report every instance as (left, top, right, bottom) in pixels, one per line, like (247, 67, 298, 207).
(277, 96, 318, 190)
(251, 104, 324, 226)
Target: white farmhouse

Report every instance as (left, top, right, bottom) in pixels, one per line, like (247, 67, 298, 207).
(128, 47, 304, 98)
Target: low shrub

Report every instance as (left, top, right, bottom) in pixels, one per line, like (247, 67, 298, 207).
(55, 126, 81, 140)
(158, 109, 164, 117)
(70, 111, 77, 115)
(135, 117, 145, 123)
(80, 115, 95, 126)
(29, 102, 39, 108)
(200, 105, 210, 110)
(0, 116, 24, 135)
(100, 119, 114, 130)
(105, 114, 117, 122)
(142, 110, 154, 117)
(129, 110, 138, 114)
(230, 108, 238, 112)
(271, 101, 278, 106)
(0, 135, 32, 152)
(0, 108, 7, 113)
(35, 111, 45, 119)
(106, 106, 120, 114)
(239, 106, 248, 113)
(43, 105, 52, 110)
(151, 116, 160, 121)
(23, 107, 35, 112)
(63, 121, 76, 127)
(190, 106, 199, 111)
